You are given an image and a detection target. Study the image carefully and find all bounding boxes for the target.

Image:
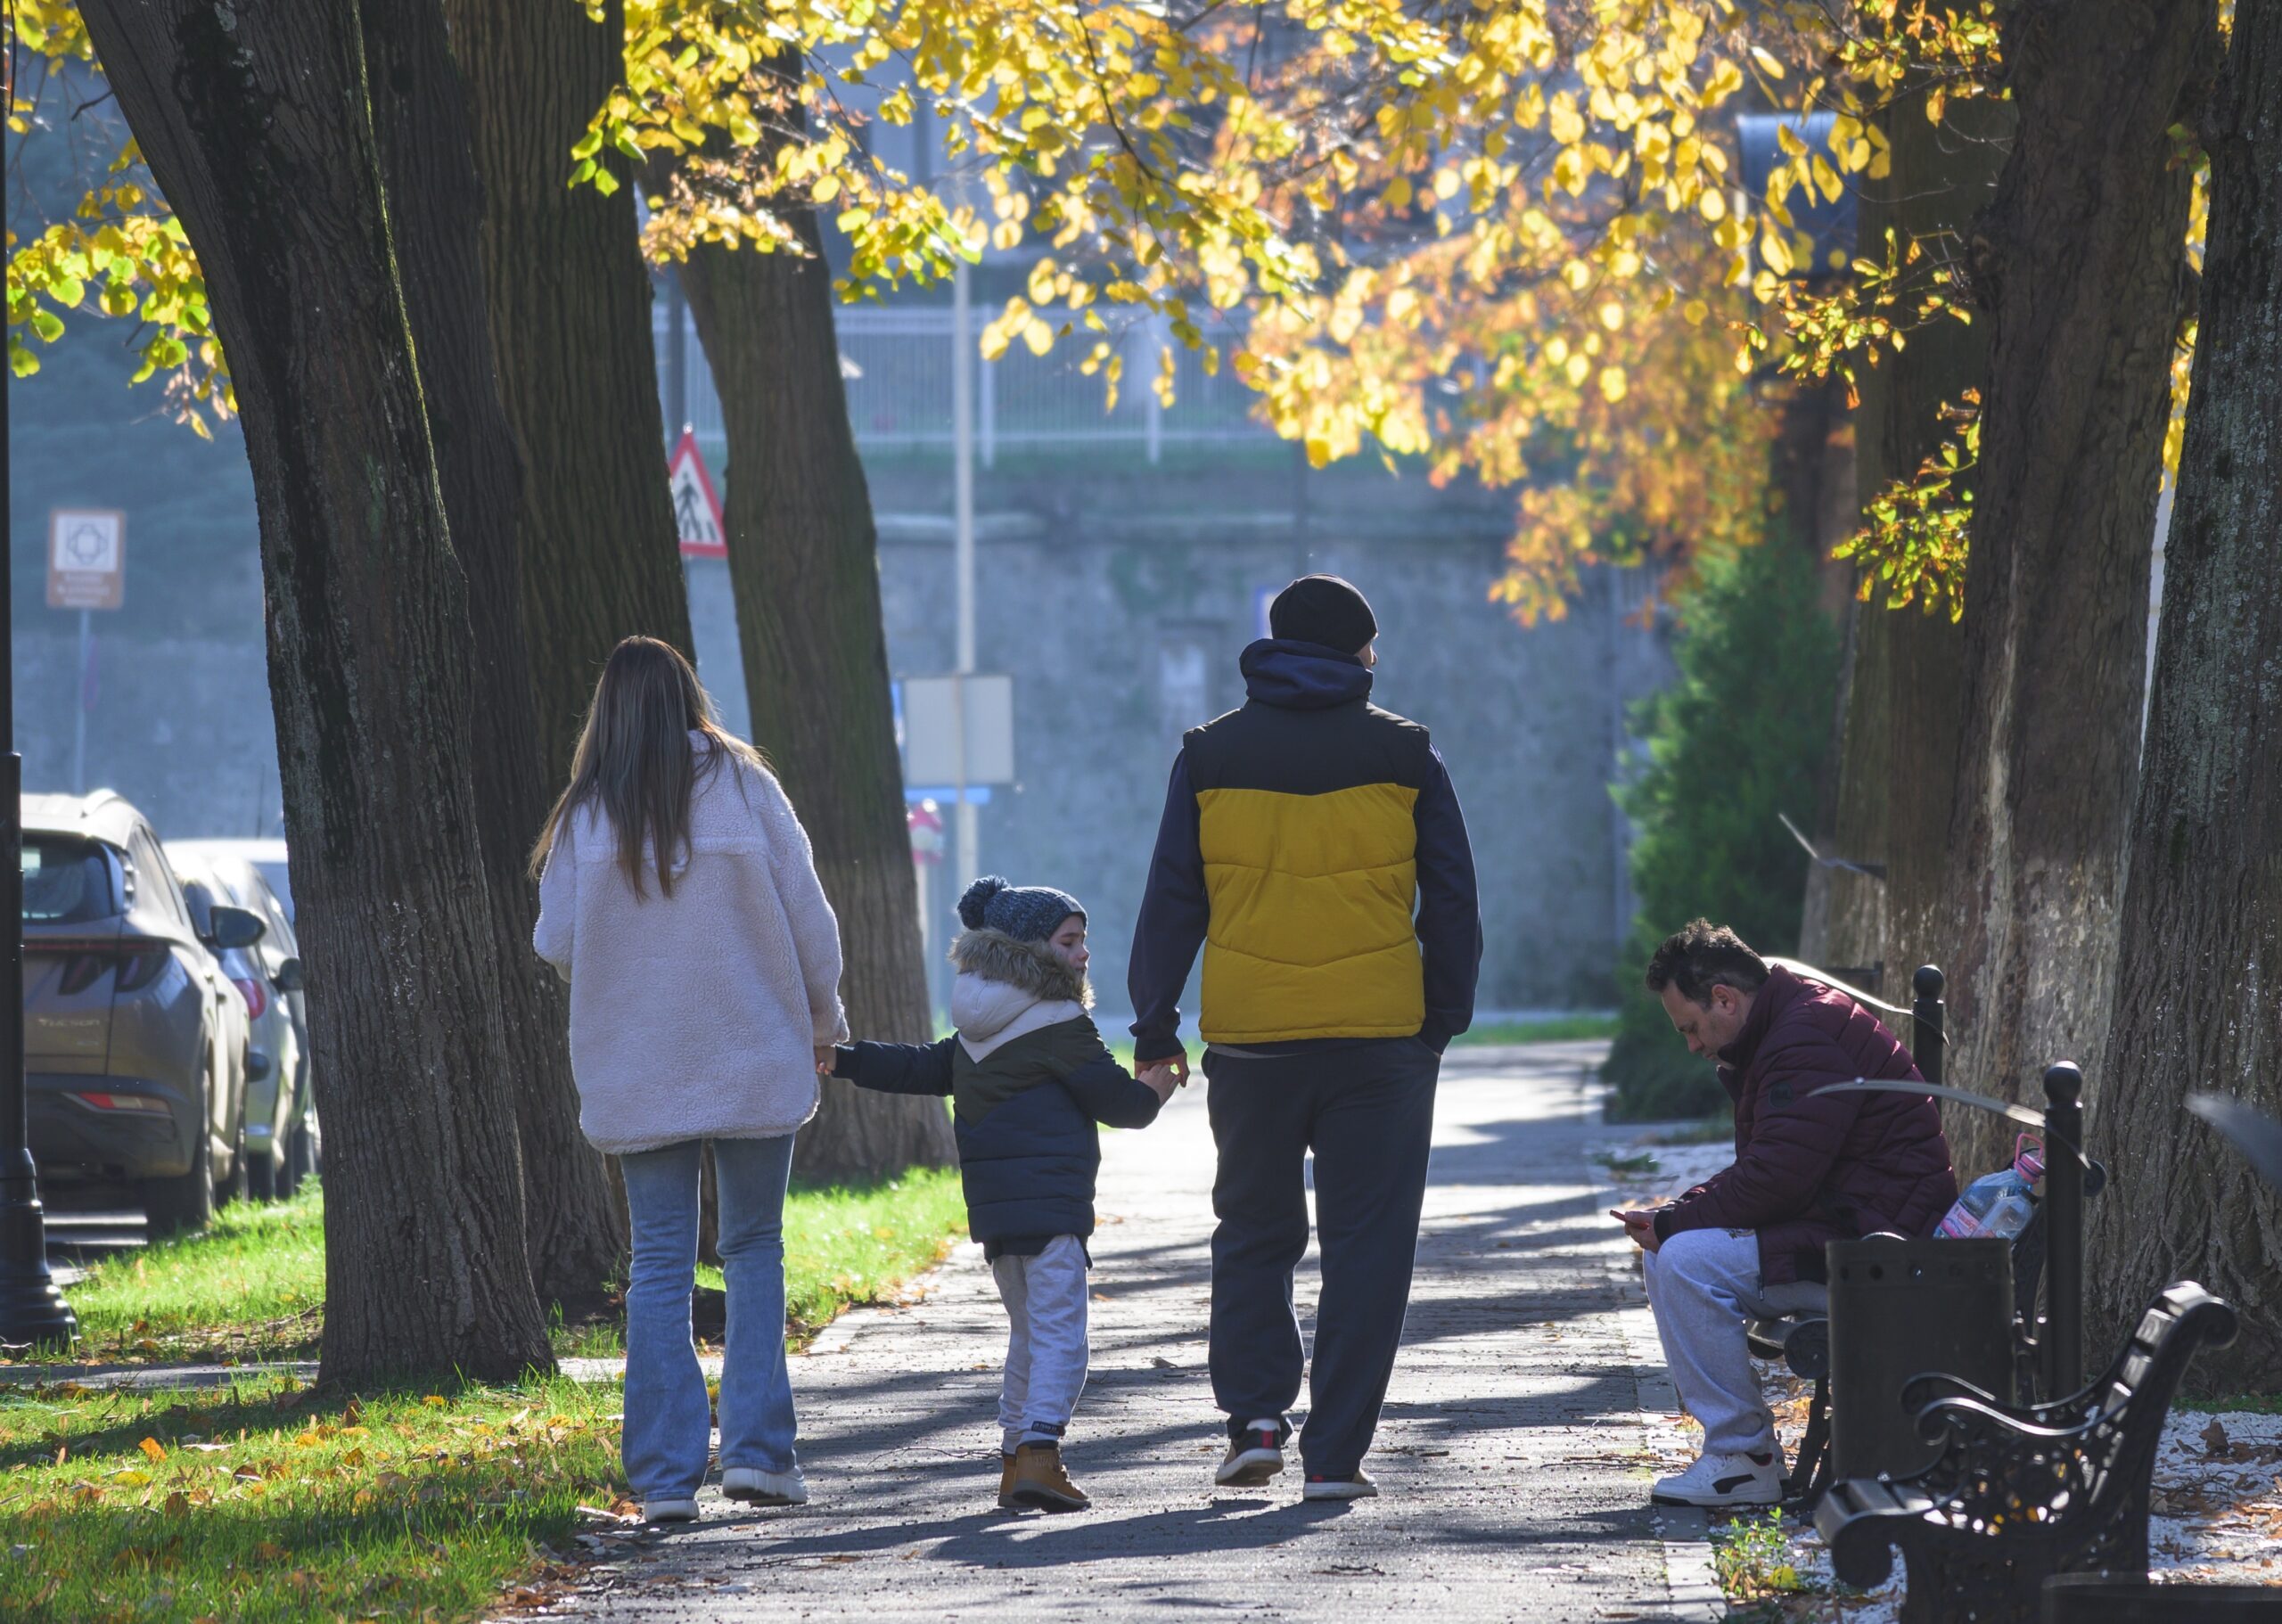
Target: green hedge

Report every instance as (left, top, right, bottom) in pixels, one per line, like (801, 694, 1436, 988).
(1604, 541, 1841, 1120)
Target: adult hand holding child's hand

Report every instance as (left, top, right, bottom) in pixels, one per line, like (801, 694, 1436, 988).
(1139, 1063, 1180, 1104)
(815, 1046, 837, 1075)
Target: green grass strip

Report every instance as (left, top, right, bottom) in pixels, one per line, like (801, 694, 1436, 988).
(43, 1168, 968, 1367)
(0, 1374, 624, 1622)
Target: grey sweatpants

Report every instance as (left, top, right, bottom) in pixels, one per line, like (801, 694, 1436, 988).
(1642, 1226, 1826, 1457)
(992, 1234, 1090, 1453)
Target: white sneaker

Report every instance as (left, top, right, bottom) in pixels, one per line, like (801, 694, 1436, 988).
(1302, 1471, 1379, 1501)
(723, 1465, 809, 1506)
(1651, 1450, 1783, 1508)
(643, 1497, 701, 1523)
(1215, 1418, 1286, 1488)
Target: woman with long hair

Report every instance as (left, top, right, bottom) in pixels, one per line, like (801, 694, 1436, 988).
(533, 636, 846, 1523)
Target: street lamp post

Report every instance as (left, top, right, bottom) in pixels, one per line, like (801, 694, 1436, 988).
(0, 28, 78, 1349)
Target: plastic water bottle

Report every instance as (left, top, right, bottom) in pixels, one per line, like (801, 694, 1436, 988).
(1936, 1135, 2045, 1241)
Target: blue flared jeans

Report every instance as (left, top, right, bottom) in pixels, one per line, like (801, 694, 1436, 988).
(618, 1135, 798, 1500)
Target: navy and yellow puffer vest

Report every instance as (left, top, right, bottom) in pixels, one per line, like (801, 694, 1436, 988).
(1183, 643, 1440, 1045)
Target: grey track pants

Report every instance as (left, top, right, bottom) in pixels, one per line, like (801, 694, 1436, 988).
(992, 1234, 1090, 1452)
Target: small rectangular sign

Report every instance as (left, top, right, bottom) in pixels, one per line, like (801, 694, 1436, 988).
(902, 674, 1014, 785)
(48, 509, 126, 611)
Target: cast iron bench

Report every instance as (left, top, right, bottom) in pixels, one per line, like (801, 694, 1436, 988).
(1811, 1281, 2239, 1624)
(1748, 1159, 2109, 1506)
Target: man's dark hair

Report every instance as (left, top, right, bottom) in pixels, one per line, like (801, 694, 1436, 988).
(1643, 920, 1770, 1005)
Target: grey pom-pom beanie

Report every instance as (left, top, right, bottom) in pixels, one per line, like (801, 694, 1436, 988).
(958, 875, 1085, 945)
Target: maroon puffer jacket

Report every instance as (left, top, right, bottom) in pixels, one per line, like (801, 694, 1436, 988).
(1653, 965, 1958, 1284)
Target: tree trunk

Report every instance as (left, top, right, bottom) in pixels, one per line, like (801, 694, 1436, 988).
(77, 0, 553, 1383)
(359, 0, 626, 1312)
(2089, 4, 2282, 1391)
(440, 0, 694, 782)
(678, 209, 956, 1183)
(1939, 0, 2208, 1176)
(1817, 85, 2008, 1012)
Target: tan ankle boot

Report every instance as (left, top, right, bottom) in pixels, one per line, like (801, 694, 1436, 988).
(1006, 1442, 1088, 1512)
(996, 1452, 1016, 1508)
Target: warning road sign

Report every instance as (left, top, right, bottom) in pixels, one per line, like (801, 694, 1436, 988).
(47, 509, 126, 611)
(669, 431, 726, 558)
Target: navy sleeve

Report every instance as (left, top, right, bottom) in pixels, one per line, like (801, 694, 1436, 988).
(1056, 1050, 1166, 1131)
(1413, 745, 1482, 1052)
(833, 1037, 956, 1097)
(1127, 750, 1209, 1064)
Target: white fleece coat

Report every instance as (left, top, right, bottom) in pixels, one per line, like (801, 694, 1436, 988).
(533, 739, 848, 1153)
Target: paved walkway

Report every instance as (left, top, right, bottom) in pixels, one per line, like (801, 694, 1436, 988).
(554, 1044, 1712, 1621)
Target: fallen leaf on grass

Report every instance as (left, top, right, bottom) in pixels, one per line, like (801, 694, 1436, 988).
(138, 1437, 166, 1463)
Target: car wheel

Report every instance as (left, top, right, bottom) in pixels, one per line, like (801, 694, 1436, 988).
(218, 1104, 250, 1207)
(142, 1095, 215, 1240)
(287, 1120, 316, 1191)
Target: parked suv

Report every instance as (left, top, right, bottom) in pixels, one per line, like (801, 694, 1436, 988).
(23, 792, 261, 1234)
(169, 847, 311, 1200)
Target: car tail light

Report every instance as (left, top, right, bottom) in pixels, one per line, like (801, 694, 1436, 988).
(232, 976, 268, 1020)
(68, 1091, 172, 1114)
(56, 952, 111, 996)
(114, 944, 171, 993)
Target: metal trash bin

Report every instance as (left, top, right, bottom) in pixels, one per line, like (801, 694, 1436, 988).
(1826, 1234, 2013, 1481)
(2045, 1574, 2282, 1621)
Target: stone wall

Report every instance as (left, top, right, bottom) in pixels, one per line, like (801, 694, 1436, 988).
(687, 454, 1675, 1023)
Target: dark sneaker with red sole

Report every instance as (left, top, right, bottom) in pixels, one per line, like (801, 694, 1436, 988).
(1216, 1421, 1286, 1488)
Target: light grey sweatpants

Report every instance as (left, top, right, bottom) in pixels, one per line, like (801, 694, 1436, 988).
(992, 1234, 1090, 1453)
(1641, 1226, 1827, 1457)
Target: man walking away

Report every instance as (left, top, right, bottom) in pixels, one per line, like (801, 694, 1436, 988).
(1618, 921, 1957, 1508)
(1129, 574, 1482, 1502)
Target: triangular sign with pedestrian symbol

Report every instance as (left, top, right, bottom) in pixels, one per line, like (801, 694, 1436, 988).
(669, 430, 726, 558)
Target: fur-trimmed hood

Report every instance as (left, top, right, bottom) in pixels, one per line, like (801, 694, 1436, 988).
(948, 928, 1092, 1062)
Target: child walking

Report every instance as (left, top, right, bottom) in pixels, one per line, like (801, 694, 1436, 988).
(826, 876, 1177, 1512)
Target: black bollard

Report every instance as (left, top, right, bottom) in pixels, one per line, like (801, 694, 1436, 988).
(2043, 1062, 2086, 1398)
(1911, 965, 1946, 1088)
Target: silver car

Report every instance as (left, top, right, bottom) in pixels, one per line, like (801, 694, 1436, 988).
(23, 792, 260, 1235)
(170, 849, 311, 1201)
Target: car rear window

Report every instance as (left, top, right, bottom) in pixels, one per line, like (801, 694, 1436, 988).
(23, 838, 115, 924)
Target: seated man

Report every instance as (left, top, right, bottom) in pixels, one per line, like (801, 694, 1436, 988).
(1616, 920, 1957, 1508)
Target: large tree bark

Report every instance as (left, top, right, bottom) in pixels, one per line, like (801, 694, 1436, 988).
(1816, 86, 2007, 1005)
(77, 0, 553, 1383)
(360, 0, 626, 1311)
(679, 210, 956, 1182)
(440, 0, 694, 782)
(1939, 0, 2209, 1176)
(2089, 5, 2282, 1391)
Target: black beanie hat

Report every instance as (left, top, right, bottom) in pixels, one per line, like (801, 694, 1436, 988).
(1269, 574, 1378, 655)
